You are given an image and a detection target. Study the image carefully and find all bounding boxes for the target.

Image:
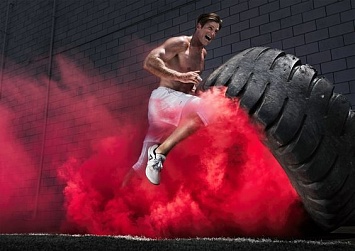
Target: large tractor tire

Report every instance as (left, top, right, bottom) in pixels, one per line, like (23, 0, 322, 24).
(202, 47, 355, 232)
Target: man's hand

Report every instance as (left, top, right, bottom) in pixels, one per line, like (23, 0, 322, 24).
(177, 71, 202, 84)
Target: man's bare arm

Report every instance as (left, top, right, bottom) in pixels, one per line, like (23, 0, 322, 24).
(143, 37, 202, 84)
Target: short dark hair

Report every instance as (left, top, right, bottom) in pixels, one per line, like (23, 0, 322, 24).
(197, 13, 222, 29)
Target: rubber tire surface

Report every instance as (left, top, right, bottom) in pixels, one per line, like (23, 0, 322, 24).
(202, 47, 355, 232)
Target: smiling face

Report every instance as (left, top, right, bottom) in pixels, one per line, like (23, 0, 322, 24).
(196, 21, 220, 46)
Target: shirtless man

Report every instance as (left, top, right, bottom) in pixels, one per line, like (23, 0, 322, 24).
(123, 13, 222, 186)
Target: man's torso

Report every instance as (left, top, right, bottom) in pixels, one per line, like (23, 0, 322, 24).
(159, 36, 205, 94)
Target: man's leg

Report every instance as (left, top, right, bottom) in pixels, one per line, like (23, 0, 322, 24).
(156, 113, 204, 155)
(121, 141, 156, 188)
(145, 90, 211, 185)
(145, 113, 204, 185)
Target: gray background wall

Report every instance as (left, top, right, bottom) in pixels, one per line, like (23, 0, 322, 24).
(0, 0, 354, 233)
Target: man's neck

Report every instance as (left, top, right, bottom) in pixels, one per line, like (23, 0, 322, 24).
(190, 34, 204, 49)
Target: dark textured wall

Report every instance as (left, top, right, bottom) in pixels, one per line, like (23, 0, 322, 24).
(0, 0, 354, 232)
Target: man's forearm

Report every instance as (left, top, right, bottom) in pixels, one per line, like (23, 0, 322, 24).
(144, 55, 180, 80)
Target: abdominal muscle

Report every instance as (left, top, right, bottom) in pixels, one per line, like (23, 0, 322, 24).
(159, 79, 195, 94)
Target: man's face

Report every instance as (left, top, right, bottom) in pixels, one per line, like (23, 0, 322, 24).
(196, 21, 220, 46)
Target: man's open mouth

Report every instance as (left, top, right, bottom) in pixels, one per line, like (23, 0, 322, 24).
(205, 35, 212, 41)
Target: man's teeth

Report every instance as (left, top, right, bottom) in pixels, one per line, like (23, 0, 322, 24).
(205, 35, 211, 41)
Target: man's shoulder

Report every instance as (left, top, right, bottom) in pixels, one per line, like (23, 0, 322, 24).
(164, 36, 191, 49)
(165, 35, 191, 46)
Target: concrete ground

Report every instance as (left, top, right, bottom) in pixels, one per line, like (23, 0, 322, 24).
(1, 228, 355, 251)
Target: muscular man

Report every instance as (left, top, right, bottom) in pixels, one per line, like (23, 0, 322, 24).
(123, 13, 222, 186)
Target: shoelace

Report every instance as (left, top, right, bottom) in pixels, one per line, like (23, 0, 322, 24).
(150, 157, 163, 171)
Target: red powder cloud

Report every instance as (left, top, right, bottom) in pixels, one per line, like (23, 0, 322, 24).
(0, 51, 307, 237)
(57, 88, 308, 238)
(0, 54, 145, 233)
(0, 107, 38, 230)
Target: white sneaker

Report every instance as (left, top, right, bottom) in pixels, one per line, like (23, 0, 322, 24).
(145, 144, 166, 185)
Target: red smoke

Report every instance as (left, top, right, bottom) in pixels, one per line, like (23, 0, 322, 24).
(0, 52, 307, 237)
(57, 87, 307, 238)
(0, 53, 145, 233)
(0, 106, 38, 231)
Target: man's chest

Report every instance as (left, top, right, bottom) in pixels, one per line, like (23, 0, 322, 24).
(177, 49, 205, 71)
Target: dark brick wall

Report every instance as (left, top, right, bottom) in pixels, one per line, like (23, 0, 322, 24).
(0, 0, 354, 232)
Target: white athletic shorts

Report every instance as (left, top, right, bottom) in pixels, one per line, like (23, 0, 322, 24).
(132, 87, 212, 171)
